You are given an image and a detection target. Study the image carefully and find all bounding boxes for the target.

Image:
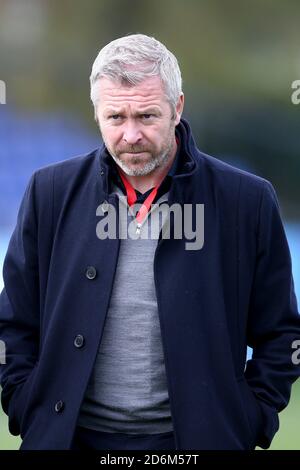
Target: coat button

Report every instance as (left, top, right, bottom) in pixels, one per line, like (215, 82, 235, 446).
(85, 266, 97, 280)
(100, 169, 104, 176)
(101, 200, 109, 213)
(55, 400, 65, 413)
(74, 334, 85, 348)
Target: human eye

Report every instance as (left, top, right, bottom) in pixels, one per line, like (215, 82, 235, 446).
(110, 114, 121, 120)
(106, 114, 124, 124)
(141, 113, 155, 120)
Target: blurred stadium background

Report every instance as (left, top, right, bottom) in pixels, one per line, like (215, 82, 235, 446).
(0, 0, 299, 450)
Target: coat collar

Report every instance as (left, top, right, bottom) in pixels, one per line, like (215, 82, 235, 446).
(96, 117, 200, 202)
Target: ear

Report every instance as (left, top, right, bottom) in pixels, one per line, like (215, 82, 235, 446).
(94, 110, 99, 125)
(94, 102, 99, 125)
(174, 93, 184, 125)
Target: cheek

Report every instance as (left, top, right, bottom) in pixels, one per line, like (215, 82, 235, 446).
(145, 126, 167, 144)
(101, 127, 120, 147)
(156, 124, 173, 146)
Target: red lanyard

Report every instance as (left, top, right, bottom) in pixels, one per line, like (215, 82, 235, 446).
(117, 136, 179, 227)
(118, 169, 160, 225)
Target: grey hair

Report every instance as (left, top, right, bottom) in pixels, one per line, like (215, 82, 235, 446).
(90, 33, 183, 119)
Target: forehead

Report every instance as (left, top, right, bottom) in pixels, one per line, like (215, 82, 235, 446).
(97, 76, 168, 108)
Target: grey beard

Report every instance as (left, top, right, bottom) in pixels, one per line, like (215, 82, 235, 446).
(109, 148, 171, 176)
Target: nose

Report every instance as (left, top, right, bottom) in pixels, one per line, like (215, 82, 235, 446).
(122, 120, 142, 145)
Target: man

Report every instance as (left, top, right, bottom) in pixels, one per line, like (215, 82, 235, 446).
(0, 34, 299, 451)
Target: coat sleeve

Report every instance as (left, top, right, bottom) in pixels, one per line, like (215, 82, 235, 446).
(245, 180, 300, 449)
(0, 171, 40, 435)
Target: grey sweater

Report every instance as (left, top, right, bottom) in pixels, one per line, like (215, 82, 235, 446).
(77, 187, 174, 434)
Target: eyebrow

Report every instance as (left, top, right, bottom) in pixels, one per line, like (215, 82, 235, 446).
(104, 107, 162, 116)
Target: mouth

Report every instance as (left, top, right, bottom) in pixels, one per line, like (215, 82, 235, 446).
(123, 151, 147, 154)
(122, 151, 148, 157)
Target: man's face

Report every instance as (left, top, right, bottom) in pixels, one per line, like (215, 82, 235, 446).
(95, 76, 183, 176)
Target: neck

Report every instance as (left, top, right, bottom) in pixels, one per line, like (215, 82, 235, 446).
(119, 138, 177, 193)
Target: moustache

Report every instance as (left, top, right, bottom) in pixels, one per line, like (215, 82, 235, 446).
(116, 145, 150, 154)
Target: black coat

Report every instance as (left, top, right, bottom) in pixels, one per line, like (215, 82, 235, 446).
(0, 118, 299, 450)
